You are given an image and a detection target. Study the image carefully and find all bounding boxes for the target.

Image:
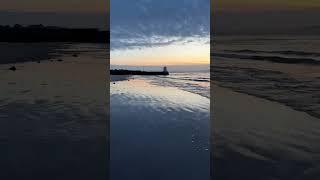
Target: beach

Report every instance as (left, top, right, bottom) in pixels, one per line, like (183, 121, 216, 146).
(212, 36, 320, 118)
(0, 43, 108, 179)
(212, 84, 320, 179)
(212, 36, 320, 179)
(110, 75, 210, 180)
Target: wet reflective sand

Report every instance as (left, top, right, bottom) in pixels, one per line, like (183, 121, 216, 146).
(110, 77, 210, 180)
(212, 36, 320, 180)
(0, 43, 108, 179)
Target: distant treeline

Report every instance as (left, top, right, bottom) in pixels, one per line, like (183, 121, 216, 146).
(0, 24, 109, 43)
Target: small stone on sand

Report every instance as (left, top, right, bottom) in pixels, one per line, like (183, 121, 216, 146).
(9, 66, 16, 71)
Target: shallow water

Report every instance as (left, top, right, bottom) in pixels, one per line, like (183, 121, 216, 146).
(212, 36, 320, 180)
(0, 43, 108, 179)
(212, 36, 320, 118)
(110, 77, 210, 180)
(146, 72, 210, 98)
(213, 85, 320, 180)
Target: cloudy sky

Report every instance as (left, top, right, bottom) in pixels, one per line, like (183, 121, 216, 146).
(110, 0, 210, 66)
(0, 0, 108, 29)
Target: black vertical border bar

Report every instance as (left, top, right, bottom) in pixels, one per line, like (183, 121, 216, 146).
(210, 0, 214, 179)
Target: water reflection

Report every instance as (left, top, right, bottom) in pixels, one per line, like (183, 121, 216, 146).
(0, 43, 108, 179)
(110, 77, 210, 180)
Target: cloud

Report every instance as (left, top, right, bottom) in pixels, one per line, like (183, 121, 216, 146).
(111, 0, 210, 50)
(111, 35, 209, 50)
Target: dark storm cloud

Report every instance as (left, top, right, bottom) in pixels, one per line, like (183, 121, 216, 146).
(111, 0, 210, 50)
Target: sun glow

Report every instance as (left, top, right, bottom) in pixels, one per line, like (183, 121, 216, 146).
(111, 37, 209, 66)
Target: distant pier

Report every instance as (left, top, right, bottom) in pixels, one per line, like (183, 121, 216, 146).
(110, 66, 169, 75)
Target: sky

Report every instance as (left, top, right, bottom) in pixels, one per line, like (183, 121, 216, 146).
(214, 0, 320, 12)
(110, 0, 210, 67)
(0, 0, 107, 13)
(213, 0, 320, 35)
(0, 0, 109, 29)
(2, 0, 319, 66)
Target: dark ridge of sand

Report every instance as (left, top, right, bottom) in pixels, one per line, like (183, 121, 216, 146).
(224, 49, 320, 57)
(0, 43, 65, 65)
(0, 43, 108, 65)
(212, 52, 320, 65)
(211, 65, 320, 119)
(110, 75, 130, 82)
(0, 25, 109, 43)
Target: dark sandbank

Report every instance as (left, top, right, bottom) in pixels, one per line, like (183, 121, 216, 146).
(0, 24, 109, 43)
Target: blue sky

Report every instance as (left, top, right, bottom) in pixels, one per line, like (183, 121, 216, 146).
(110, 0, 210, 66)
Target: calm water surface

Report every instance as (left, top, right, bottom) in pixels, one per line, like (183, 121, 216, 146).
(110, 76, 210, 180)
(0, 43, 108, 179)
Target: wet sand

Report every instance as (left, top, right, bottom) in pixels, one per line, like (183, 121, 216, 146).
(0, 43, 108, 179)
(211, 36, 320, 179)
(110, 77, 210, 180)
(110, 75, 130, 82)
(212, 84, 320, 180)
(212, 36, 320, 119)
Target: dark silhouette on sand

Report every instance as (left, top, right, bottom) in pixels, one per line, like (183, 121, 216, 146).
(0, 24, 109, 43)
(9, 66, 16, 71)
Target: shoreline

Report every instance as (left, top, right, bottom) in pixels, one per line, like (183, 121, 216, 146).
(212, 84, 320, 179)
(212, 35, 320, 120)
(0, 25, 109, 43)
(0, 42, 108, 65)
(214, 81, 320, 119)
(110, 75, 130, 82)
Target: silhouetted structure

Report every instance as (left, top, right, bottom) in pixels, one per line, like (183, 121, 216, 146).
(110, 68, 169, 75)
(163, 66, 168, 74)
(0, 24, 109, 43)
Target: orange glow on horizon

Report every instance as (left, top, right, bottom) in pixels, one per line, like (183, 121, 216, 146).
(111, 58, 209, 66)
(111, 38, 209, 66)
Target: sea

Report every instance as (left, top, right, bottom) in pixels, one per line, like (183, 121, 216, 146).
(145, 72, 210, 98)
(212, 35, 320, 180)
(212, 35, 320, 118)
